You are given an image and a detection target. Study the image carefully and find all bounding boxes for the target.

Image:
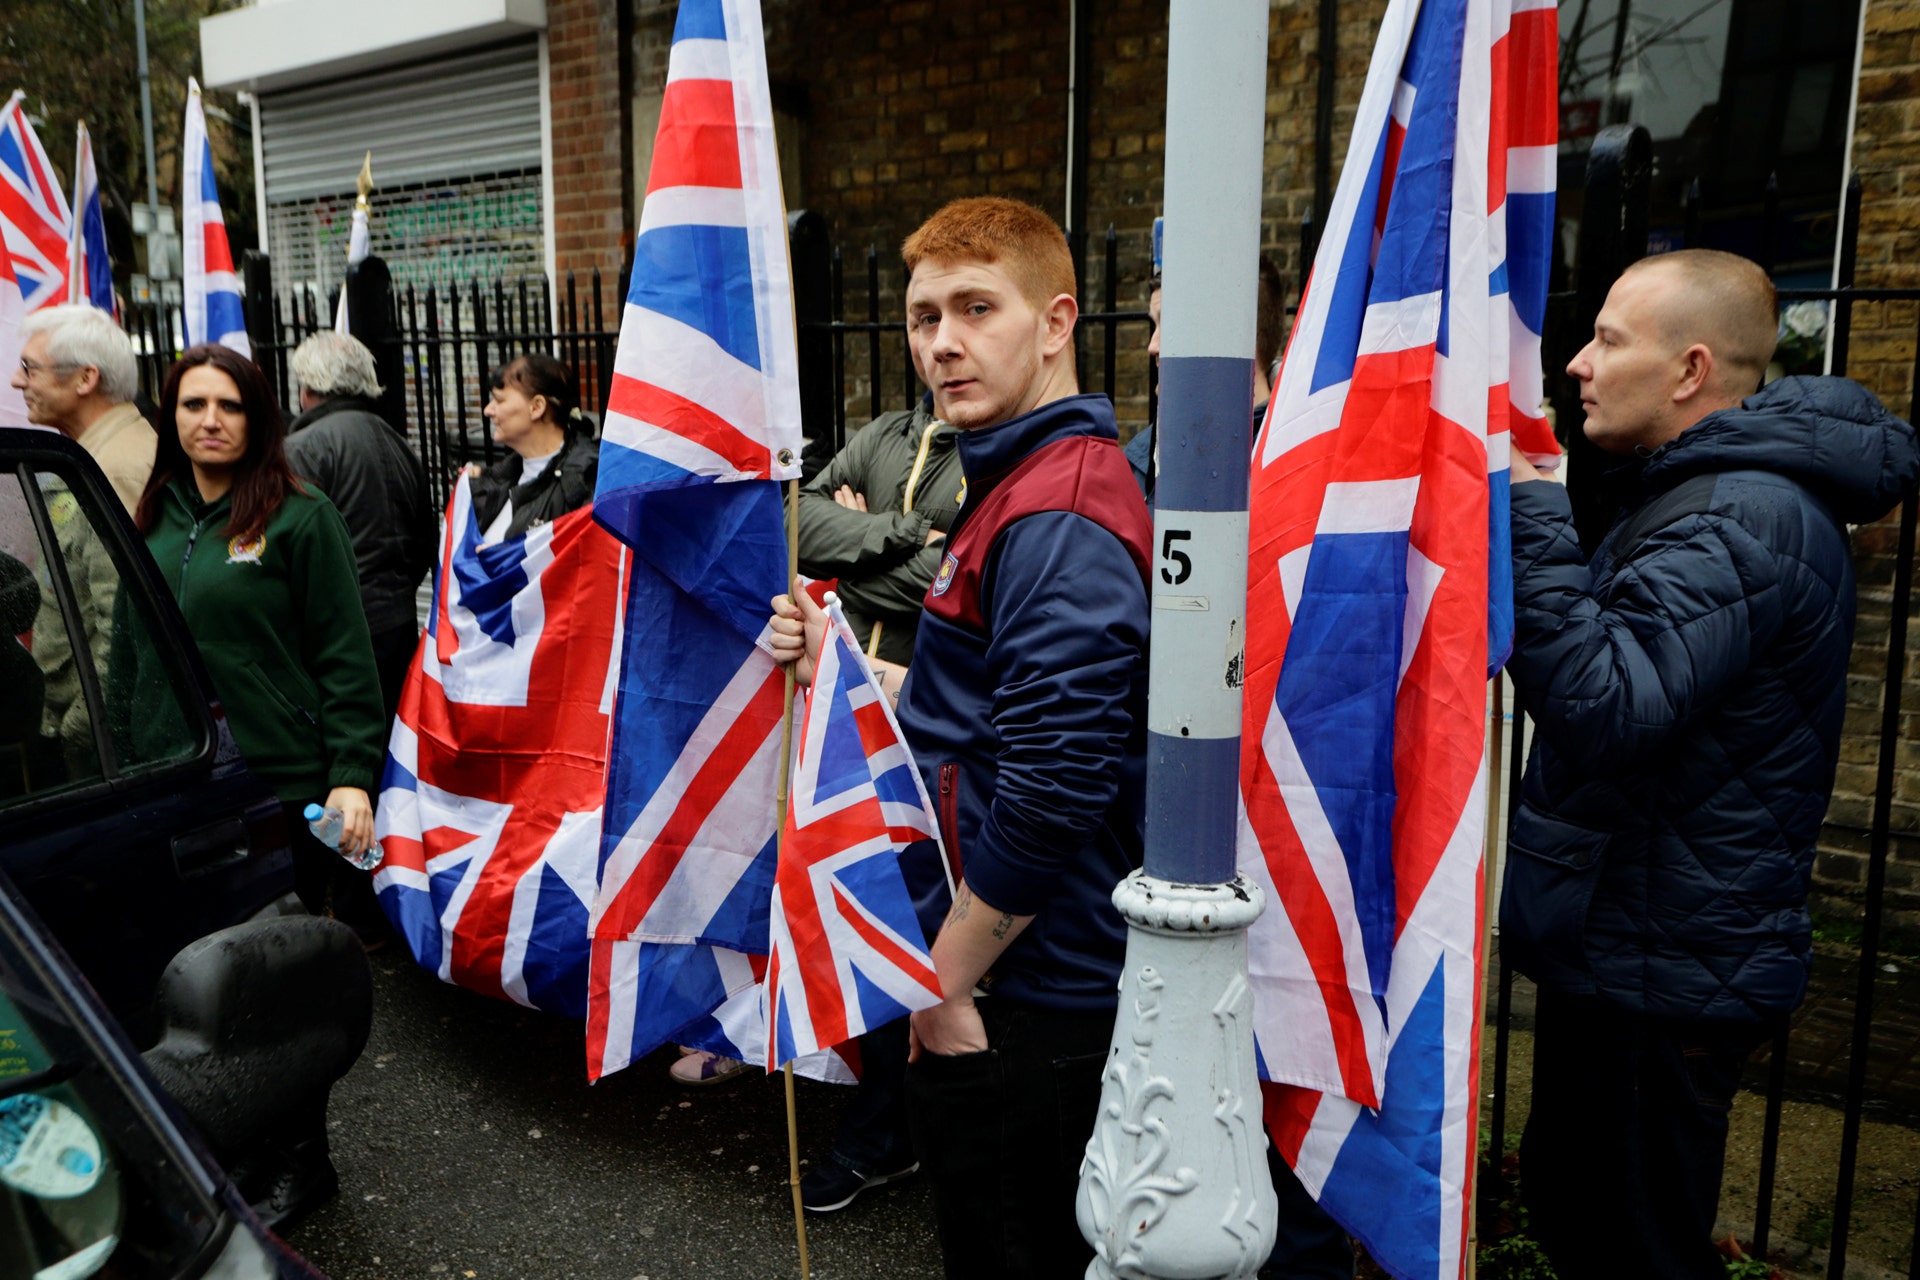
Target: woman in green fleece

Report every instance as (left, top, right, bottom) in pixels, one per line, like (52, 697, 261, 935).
(133, 344, 386, 921)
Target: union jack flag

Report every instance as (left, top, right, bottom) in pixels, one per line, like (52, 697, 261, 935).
(0, 91, 71, 313)
(68, 122, 112, 313)
(586, 0, 806, 1082)
(373, 477, 627, 1017)
(181, 80, 249, 356)
(0, 229, 28, 427)
(764, 598, 945, 1070)
(1237, 1, 1558, 1277)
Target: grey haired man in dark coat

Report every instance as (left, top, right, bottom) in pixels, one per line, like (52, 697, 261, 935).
(285, 331, 435, 721)
(1504, 249, 1919, 1280)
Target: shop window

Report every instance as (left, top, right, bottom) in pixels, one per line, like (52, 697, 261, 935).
(1552, 0, 1861, 378)
(1558, 0, 1861, 287)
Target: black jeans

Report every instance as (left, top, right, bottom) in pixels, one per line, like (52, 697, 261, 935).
(828, 1018, 914, 1176)
(1521, 987, 1771, 1280)
(1262, 1142, 1354, 1279)
(905, 997, 1112, 1280)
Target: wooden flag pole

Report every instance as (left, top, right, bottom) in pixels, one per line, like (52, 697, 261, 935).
(1466, 674, 1508, 1280)
(776, 476, 811, 1280)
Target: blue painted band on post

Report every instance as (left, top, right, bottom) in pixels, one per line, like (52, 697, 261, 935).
(1155, 355, 1256, 513)
(1142, 730, 1243, 884)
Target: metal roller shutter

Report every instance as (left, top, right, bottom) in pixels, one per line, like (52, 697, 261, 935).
(259, 40, 542, 204)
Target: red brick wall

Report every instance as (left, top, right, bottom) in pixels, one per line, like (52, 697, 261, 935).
(547, 0, 628, 289)
(549, 1, 1396, 429)
(1809, 0, 1920, 933)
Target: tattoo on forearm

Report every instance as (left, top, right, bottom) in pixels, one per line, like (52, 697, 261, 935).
(991, 911, 1015, 940)
(947, 885, 973, 926)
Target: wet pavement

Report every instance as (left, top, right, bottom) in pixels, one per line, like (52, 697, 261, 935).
(288, 912, 1920, 1278)
(283, 948, 943, 1280)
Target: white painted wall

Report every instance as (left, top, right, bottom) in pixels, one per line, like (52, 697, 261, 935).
(202, 0, 546, 92)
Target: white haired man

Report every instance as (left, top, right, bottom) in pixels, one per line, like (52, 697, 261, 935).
(284, 331, 434, 722)
(10, 305, 154, 513)
(7, 307, 154, 780)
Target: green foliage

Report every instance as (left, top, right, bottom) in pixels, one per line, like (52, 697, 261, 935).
(1809, 911, 1866, 950)
(1723, 1255, 1775, 1279)
(1476, 1150, 1559, 1280)
(1799, 1204, 1835, 1250)
(1478, 1233, 1558, 1280)
(0, 0, 257, 267)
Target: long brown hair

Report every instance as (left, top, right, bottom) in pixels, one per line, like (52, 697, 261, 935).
(137, 344, 305, 541)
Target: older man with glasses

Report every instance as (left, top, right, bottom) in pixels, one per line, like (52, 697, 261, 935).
(10, 305, 154, 515)
(7, 307, 154, 785)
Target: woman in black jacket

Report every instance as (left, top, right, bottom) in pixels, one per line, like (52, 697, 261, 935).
(469, 354, 600, 543)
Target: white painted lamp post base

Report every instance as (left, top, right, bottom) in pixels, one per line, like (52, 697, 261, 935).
(1078, 870, 1277, 1280)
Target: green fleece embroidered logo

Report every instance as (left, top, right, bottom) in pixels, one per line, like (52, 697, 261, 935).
(225, 533, 267, 565)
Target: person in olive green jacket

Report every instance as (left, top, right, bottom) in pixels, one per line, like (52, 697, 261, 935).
(132, 344, 386, 927)
(795, 394, 964, 667)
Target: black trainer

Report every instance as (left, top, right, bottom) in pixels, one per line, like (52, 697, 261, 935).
(800, 1155, 920, 1213)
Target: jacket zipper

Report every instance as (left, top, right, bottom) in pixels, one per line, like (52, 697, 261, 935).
(937, 762, 963, 884)
(868, 421, 946, 662)
(901, 422, 939, 516)
(178, 506, 216, 608)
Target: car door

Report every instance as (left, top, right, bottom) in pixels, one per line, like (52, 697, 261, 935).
(0, 428, 294, 1039)
(0, 865, 326, 1278)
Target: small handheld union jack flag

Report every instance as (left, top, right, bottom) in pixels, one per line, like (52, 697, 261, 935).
(764, 598, 947, 1071)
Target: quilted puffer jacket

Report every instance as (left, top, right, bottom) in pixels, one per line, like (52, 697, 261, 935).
(1501, 376, 1918, 1023)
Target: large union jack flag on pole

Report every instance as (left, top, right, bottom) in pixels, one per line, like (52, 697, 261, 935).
(374, 479, 628, 1017)
(586, 0, 805, 1082)
(764, 598, 945, 1070)
(182, 80, 249, 356)
(0, 91, 71, 313)
(68, 123, 112, 313)
(0, 233, 28, 427)
(1236, 0, 1557, 1277)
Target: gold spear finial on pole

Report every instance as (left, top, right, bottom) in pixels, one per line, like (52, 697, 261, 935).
(355, 151, 373, 211)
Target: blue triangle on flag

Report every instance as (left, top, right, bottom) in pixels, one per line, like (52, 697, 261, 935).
(850, 960, 912, 1036)
(518, 863, 590, 1018)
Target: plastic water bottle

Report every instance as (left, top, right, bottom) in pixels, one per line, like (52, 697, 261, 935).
(303, 803, 384, 871)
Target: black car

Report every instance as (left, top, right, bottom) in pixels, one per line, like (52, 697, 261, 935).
(0, 426, 369, 1236)
(0, 860, 323, 1278)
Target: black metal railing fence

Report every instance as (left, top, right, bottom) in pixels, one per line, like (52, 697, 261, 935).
(122, 214, 1157, 512)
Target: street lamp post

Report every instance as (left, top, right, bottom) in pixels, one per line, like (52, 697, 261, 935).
(1076, 2, 1276, 1277)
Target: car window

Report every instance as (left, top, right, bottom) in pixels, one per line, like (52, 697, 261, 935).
(0, 464, 201, 810)
(0, 908, 222, 1276)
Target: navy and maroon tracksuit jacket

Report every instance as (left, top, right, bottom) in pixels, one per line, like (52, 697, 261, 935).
(895, 393, 1153, 1013)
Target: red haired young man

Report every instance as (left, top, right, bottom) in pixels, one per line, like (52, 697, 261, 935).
(771, 197, 1151, 1277)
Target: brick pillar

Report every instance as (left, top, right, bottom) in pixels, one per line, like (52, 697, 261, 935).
(1812, 0, 1920, 931)
(547, 0, 629, 298)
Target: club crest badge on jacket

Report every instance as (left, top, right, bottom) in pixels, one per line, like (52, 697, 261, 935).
(931, 551, 958, 596)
